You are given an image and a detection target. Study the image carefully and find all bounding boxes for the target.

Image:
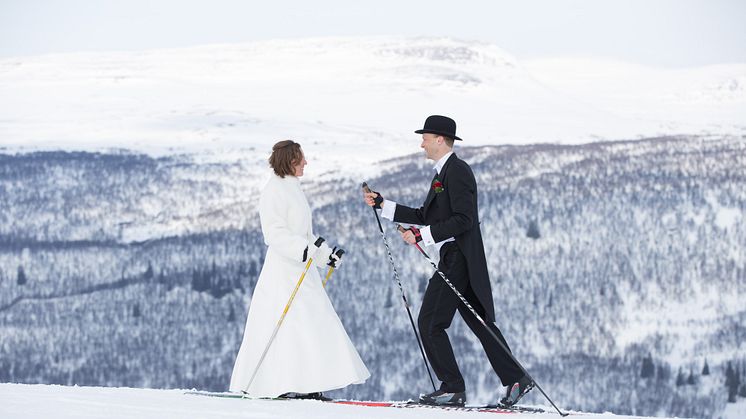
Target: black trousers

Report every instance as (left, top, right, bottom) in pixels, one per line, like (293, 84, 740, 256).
(417, 242, 523, 392)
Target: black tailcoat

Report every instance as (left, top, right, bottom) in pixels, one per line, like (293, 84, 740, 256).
(393, 153, 495, 322)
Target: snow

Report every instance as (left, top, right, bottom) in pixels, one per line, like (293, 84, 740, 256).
(616, 289, 727, 365)
(703, 192, 742, 233)
(1, 36, 744, 180)
(715, 207, 741, 231)
(616, 255, 745, 367)
(1, 36, 744, 418)
(723, 399, 746, 419)
(0, 383, 654, 419)
(522, 57, 746, 133)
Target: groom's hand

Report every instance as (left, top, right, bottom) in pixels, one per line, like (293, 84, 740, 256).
(363, 192, 384, 209)
(399, 226, 422, 245)
(362, 182, 384, 209)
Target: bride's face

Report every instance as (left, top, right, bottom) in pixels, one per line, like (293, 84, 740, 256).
(293, 151, 307, 177)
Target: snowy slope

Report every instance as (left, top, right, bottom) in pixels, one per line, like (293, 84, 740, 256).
(1, 37, 744, 419)
(1, 36, 744, 179)
(523, 57, 746, 134)
(0, 383, 647, 419)
(1, 138, 742, 418)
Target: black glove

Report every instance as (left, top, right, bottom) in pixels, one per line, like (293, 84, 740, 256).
(362, 182, 383, 209)
(328, 247, 345, 269)
(371, 191, 383, 209)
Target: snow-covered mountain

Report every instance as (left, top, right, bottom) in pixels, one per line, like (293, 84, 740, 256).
(1, 37, 745, 419)
(1, 136, 744, 418)
(1, 36, 744, 178)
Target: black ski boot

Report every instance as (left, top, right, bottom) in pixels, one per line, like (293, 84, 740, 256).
(500, 374, 534, 406)
(419, 389, 466, 406)
(279, 392, 332, 401)
(303, 392, 332, 401)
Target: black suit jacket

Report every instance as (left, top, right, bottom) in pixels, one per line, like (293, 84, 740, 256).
(393, 153, 495, 322)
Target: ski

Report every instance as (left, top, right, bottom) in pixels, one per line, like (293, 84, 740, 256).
(184, 390, 256, 399)
(185, 391, 552, 414)
(339, 400, 549, 414)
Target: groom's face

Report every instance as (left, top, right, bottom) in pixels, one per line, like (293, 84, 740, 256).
(420, 133, 440, 160)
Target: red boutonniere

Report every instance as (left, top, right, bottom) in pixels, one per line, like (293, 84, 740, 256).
(432, 179, 444, 193)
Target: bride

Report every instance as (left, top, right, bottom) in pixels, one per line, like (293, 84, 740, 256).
(229, 140, 370, 399)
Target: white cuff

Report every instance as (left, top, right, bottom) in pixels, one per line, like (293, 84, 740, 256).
(380, 200, 396, 220)
(420, 225, 436, 246)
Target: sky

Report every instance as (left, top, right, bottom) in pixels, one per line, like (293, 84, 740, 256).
(1, 0, 745, 67)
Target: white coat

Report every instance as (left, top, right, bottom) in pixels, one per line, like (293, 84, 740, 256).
(229, 173, 370, 397)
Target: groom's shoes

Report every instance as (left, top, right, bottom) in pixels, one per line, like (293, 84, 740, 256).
(419, 389, 466, 406)
(499, 374, 534, 406)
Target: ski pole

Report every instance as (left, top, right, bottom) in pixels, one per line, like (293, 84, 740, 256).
(397, 225, 567, 417)
(322, 248, 344, 288)
(322, 266, 334, 288)
(362, 182, 437, 392)
(243, 237, 326, 395)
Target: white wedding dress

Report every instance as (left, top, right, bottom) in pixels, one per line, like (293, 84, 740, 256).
(229, 173, 370, 397)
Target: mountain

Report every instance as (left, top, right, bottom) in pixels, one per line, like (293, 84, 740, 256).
(1, 36, 745, 174)
(1, 136, 744, 418)
(1, 36, 745, 418)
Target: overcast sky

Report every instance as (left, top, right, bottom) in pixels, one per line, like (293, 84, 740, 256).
(1, 0, 745, 67)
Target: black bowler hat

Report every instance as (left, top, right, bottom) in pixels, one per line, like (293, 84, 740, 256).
(414, 115, 462, 141)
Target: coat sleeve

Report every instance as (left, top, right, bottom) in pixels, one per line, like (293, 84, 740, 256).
(393, 204, 426, 225)
(259, 186, 312, 262)
(430, 163, 476, 242)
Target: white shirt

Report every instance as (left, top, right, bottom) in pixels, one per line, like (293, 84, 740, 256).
(381, 152, 456, 253)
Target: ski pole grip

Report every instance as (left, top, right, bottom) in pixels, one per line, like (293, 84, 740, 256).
(314, 237, 325, 248)
(363, 182, 383, 208)
(334, 248, 345, 258)
(397, 225, 422, 243)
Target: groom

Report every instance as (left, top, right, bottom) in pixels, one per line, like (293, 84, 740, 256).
(363, 115, 532, 407)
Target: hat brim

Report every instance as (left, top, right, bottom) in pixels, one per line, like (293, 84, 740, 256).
(414, 129, 462, 141)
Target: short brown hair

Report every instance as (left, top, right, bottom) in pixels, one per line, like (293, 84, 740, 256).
(269, 140, 303, 178)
